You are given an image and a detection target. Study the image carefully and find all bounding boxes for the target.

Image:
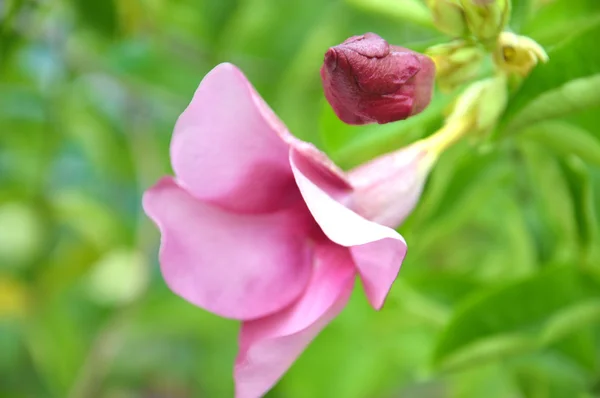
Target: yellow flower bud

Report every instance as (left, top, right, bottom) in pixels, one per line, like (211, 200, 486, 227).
(493, 32, 549, 76)
(427, 0, 469, 37)
(427, 41, 485, 92)
(447, 75, 508, 133)
(459, 0, 511, 43)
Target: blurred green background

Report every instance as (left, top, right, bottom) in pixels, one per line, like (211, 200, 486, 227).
(2, 0, 600, 397)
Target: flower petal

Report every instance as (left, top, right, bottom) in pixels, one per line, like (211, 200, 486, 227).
(171, 63, 296, 213)
(347, 143, 434, 229)
(234, 243, 355, 398)
(142, 177, 313, 320)
(284, 137, 352, 194)
(290, 150, 407, 310)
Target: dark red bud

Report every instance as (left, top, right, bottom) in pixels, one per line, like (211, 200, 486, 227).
(320, 33, 436, 125)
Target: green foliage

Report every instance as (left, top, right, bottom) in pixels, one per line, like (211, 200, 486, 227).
(504, 21, 600, 129)
(1, 0, 600, 397)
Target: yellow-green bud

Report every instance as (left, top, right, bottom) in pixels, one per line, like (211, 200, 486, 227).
(447, 75, 508, 133)
(459, 0, 511, 43)
(493, 32, 549, 76)
(427, 0, 469, 37)
(427, 41, 484, 92)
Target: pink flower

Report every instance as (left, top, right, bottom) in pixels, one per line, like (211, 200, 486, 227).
(321, 33, 436, 125)
(143, 63, 434, 398)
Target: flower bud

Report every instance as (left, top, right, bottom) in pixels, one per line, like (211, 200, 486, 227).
(447, 75, 508, 133)
(427, 41, 484, 92)
(427, 0, 469, 37)
(320, 33, 436, 125)
(493, 32, 548, 76)
(459, 0, 510, 43)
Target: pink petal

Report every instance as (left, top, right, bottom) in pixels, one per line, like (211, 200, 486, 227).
(234, 242, 355, 398)
(142, 177, 313, 320)
(284, 136, 352, 194)
(290, 150, 407, 310)
(171, 63, 297, 213)
(347, 144, 433, 229)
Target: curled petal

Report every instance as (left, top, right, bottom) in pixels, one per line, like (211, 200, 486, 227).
(290, 150, 407, 310)
(234, 243, 355, 398)
(142, 177, 313, 320)
(286, 138, 352, 195)
(348, 143, 434, 229)
(171, 63, 296, 213)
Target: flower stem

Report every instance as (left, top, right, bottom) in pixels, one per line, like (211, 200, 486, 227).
(420, 116, 473, 157)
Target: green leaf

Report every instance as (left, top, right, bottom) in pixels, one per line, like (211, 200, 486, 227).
(508, 75, 600, 131)
(522, 0, 600, 45)
(559, 157, 600, 264)
(25, 294, 99, 397)
(437, 333, 537, 372)
(551, 329, 599, 374)
(344, 0, 434, 28)
(519, 121, 600, 168)
(540, 299, 600, 346)
(512, 352, 592, 398)
(416, 143, 508, 226)
(433, 266, 585, 369)
(510, 0, 533, 32)
(519, 142, 579, 261)
(449, 363, 523, 398)
(504, 21, 600, 131)
(70, 0, 118, 36)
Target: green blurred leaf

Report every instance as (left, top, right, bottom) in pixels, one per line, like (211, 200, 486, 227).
(508, 75, 600, 131)
(559, 157, 600, 263)
(279, 291, 437, 398)
(523, 0, 600, 45)
(0, 85, 45, 122)
(25, 294, 97, 397)
(408, 272, 482, 307)
(520, 121, 600, 168)
(117, 286, 238, 398)
(70, 0, 118, 36)
(434, 266, 586, 370)
(344, 0, 434, 28)
(58, 83, 134, 180)
(415, 143, 511, 229)
(540, 299, 600, 346)
(439, 333, 537, 372)
(510, 0, 533, 32)
(552, 329, 599, 375)
(504, 21, 600, 131)
(519, 142, 579, 261)
(512, 352, 593, 398)
(450, 363, 523, 398)
(50, 190, 127, 250)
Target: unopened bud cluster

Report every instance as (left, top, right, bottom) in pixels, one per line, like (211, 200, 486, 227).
(427, 0, 510, 43)
(427, 41, 484, 92)
(319, 0, 548, 150)
(425, 0, 547, 92)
